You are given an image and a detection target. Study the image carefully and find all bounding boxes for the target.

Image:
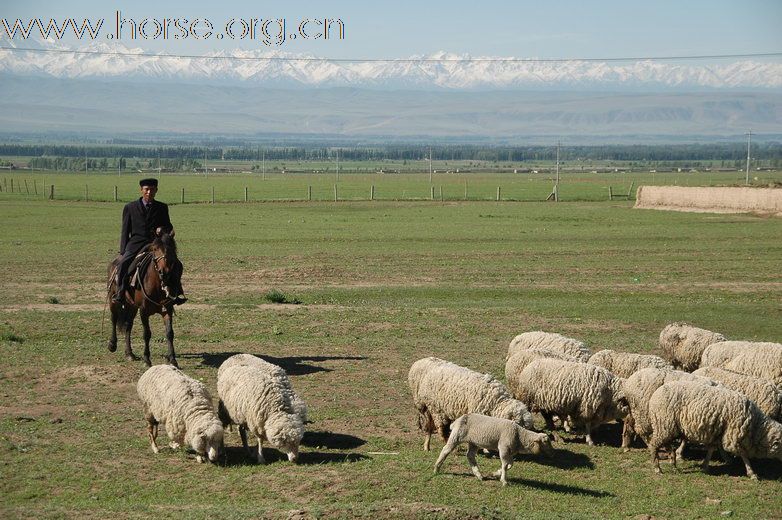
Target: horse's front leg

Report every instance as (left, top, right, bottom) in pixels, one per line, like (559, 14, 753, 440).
(163, 310, 178, 368)
(124, 308, 139, 361)
(140, 313, 153, 367)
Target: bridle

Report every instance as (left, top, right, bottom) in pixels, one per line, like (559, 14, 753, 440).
(139, 249, 174, 307)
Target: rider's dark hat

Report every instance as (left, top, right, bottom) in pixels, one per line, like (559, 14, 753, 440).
(139, 178, 158, 187)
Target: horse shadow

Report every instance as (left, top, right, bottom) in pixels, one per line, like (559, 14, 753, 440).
(180, 351, 367, 376)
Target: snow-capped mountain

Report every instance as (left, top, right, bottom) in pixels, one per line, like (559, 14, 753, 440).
(1, 38, 780, 89)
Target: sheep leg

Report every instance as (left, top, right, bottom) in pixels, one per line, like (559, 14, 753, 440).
(433, 438, 459, 474)
(466, 444, 483, 481)
(701, 447, 714, 473)
(255, 435, 266, 464)
(541, 411, 557, 432)
(674, 439, 686, 461)
(740, 452, 757, 480)
(621, 416, 635, 451)
(584, 421, 595, 446)
(423, 432, 431, 452)
(140, 313, 152, 367)
(238, 425, 251, 457)
(145, 414, 159, 454)
(649, 445, 662, 474)
(495, 447, 513, 486)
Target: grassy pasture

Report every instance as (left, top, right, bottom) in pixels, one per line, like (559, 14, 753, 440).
(1, 169, 779, 204)
(1, 197, 781, 519)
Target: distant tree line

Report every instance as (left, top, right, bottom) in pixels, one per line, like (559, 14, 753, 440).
(4, 142, 781, 166)
(26, 156, 202, 171)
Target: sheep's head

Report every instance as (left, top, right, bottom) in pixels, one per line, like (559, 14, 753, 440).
(266, 412, 304, 463)
(189, 420, 224, 463)
(529, 432, 554, 457)
(761, 418, 782, 461)
(610, 378, 630, 419)
(495, 400, 534, 430)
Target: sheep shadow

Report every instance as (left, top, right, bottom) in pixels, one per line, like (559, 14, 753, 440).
(509, 477, 614, 497)
(302, 430, 366, 450)
(516, 448, 595, 471)
(183, 351, 367, 376)
(672, 447, 782, 480)
(555, 422, 625, 449)
(219, 445, 368, 467)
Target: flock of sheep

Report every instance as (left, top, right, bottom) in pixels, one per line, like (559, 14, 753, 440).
(133, 323, 782, 485)
(409, 325, 782, 482)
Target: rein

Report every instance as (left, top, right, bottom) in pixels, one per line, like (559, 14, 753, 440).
(137, 251, 174, 308)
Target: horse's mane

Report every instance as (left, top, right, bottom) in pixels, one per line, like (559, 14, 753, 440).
(150, 233, 177, 259)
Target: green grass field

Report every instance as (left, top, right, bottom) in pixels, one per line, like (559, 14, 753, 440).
(1, 169, 778, 204)
(1, 194, 781, 518)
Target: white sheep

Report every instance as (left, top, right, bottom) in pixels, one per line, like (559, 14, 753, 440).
(724, 349, 782, 387)
(658, 323, 726, 371)
(408, 357, 534, 451)
(217, 364, 304, 463)
(136, 364, 224, 463)
(507, 331, 591, 363)
(621, 367, 718, 451)
(217, 353, 308, 422)
(508, 358, 628, 446)
(647, 380, 782, 479)
(700, 341, 782, 376)
(587, 349, 673, 378)
(433, 413, 553, 486)
(693, 366, 782, 420)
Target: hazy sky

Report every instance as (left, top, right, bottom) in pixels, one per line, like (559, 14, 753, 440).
(3, 0, 781, 60)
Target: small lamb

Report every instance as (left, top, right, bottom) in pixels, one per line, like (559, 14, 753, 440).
(434, 413, 553, 486)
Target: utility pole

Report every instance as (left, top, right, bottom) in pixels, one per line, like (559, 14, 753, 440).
(556, 140, 560, 188)
(204, 150, 207, 179)
(745, 129, 752, 185)
(429, 146, 432, 183)
(336, 148, 340, 182)
(262, 149, 265, 180)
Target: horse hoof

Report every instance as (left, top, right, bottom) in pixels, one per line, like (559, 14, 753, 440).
(167, 358, 179, 368)
(143, 357, 152, 367)
(125, 353, 140, 362)
(107, 341, 117, 353)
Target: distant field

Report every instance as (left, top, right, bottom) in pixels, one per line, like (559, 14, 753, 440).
(1, 198, 781, 518)
(1, 169, 778, 203)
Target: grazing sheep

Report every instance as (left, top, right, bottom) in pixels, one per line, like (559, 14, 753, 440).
(621, 367, 718, 451)
(658, 323, 726, 371)
(136, 364, 224, 463)
(647, 381, 782, 479)
(700, 341, 782, 375)
(505, 348, 578, 395)
(507, 331, 591, 363)
(217, 364, 304, 463)
(217, 353, 308, 422)
(434, 413, 553, 486)
(587, 349, 673, 378)
(724, 349, 782, 387)
(408, 357, 534, 451)
(693, 366, 782, 419)
(509, 358, 628, 446)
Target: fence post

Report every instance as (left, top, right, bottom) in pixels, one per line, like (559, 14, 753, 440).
(496, 186, 501, 201)
(49, 185, 54, 200)
(114, 185, 118, 201)
(24, 180, 29, 194)
(211, 186, 215, 204)
(431, 186, 435, 200)
(439, 186, 443, 201)
(10, 179, 13, 192)
(244, 186, 248, 202)
(608, 186, 613, 200)
(33, 180, 37, 195)
(370, 185, 374, 200)
(308, 185, 312, 201)
(85, 184, 89, 201)
(334, 184, 338, 202)
(464, 180, 468, 200)
(181, 188, 185, 204)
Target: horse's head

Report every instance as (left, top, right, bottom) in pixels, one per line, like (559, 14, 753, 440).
(149, 233, 178, 292)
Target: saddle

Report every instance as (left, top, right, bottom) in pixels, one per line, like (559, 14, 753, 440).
(109, 250, 153, 293)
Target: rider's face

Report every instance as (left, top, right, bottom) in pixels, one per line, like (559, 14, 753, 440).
(140, 185, 158, 203)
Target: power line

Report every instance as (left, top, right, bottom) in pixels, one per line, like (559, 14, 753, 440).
(1, 46, 781, 63)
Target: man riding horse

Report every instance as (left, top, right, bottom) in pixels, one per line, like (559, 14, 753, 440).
(112, 178, 186, 305)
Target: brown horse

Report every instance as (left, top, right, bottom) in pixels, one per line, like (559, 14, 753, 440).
(106, 233, 179, 367)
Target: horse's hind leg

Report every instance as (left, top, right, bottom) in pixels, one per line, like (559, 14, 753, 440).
(107, 307, 118, 352)
(140, 313, 152, 367)
(162, 312, 178, 368)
